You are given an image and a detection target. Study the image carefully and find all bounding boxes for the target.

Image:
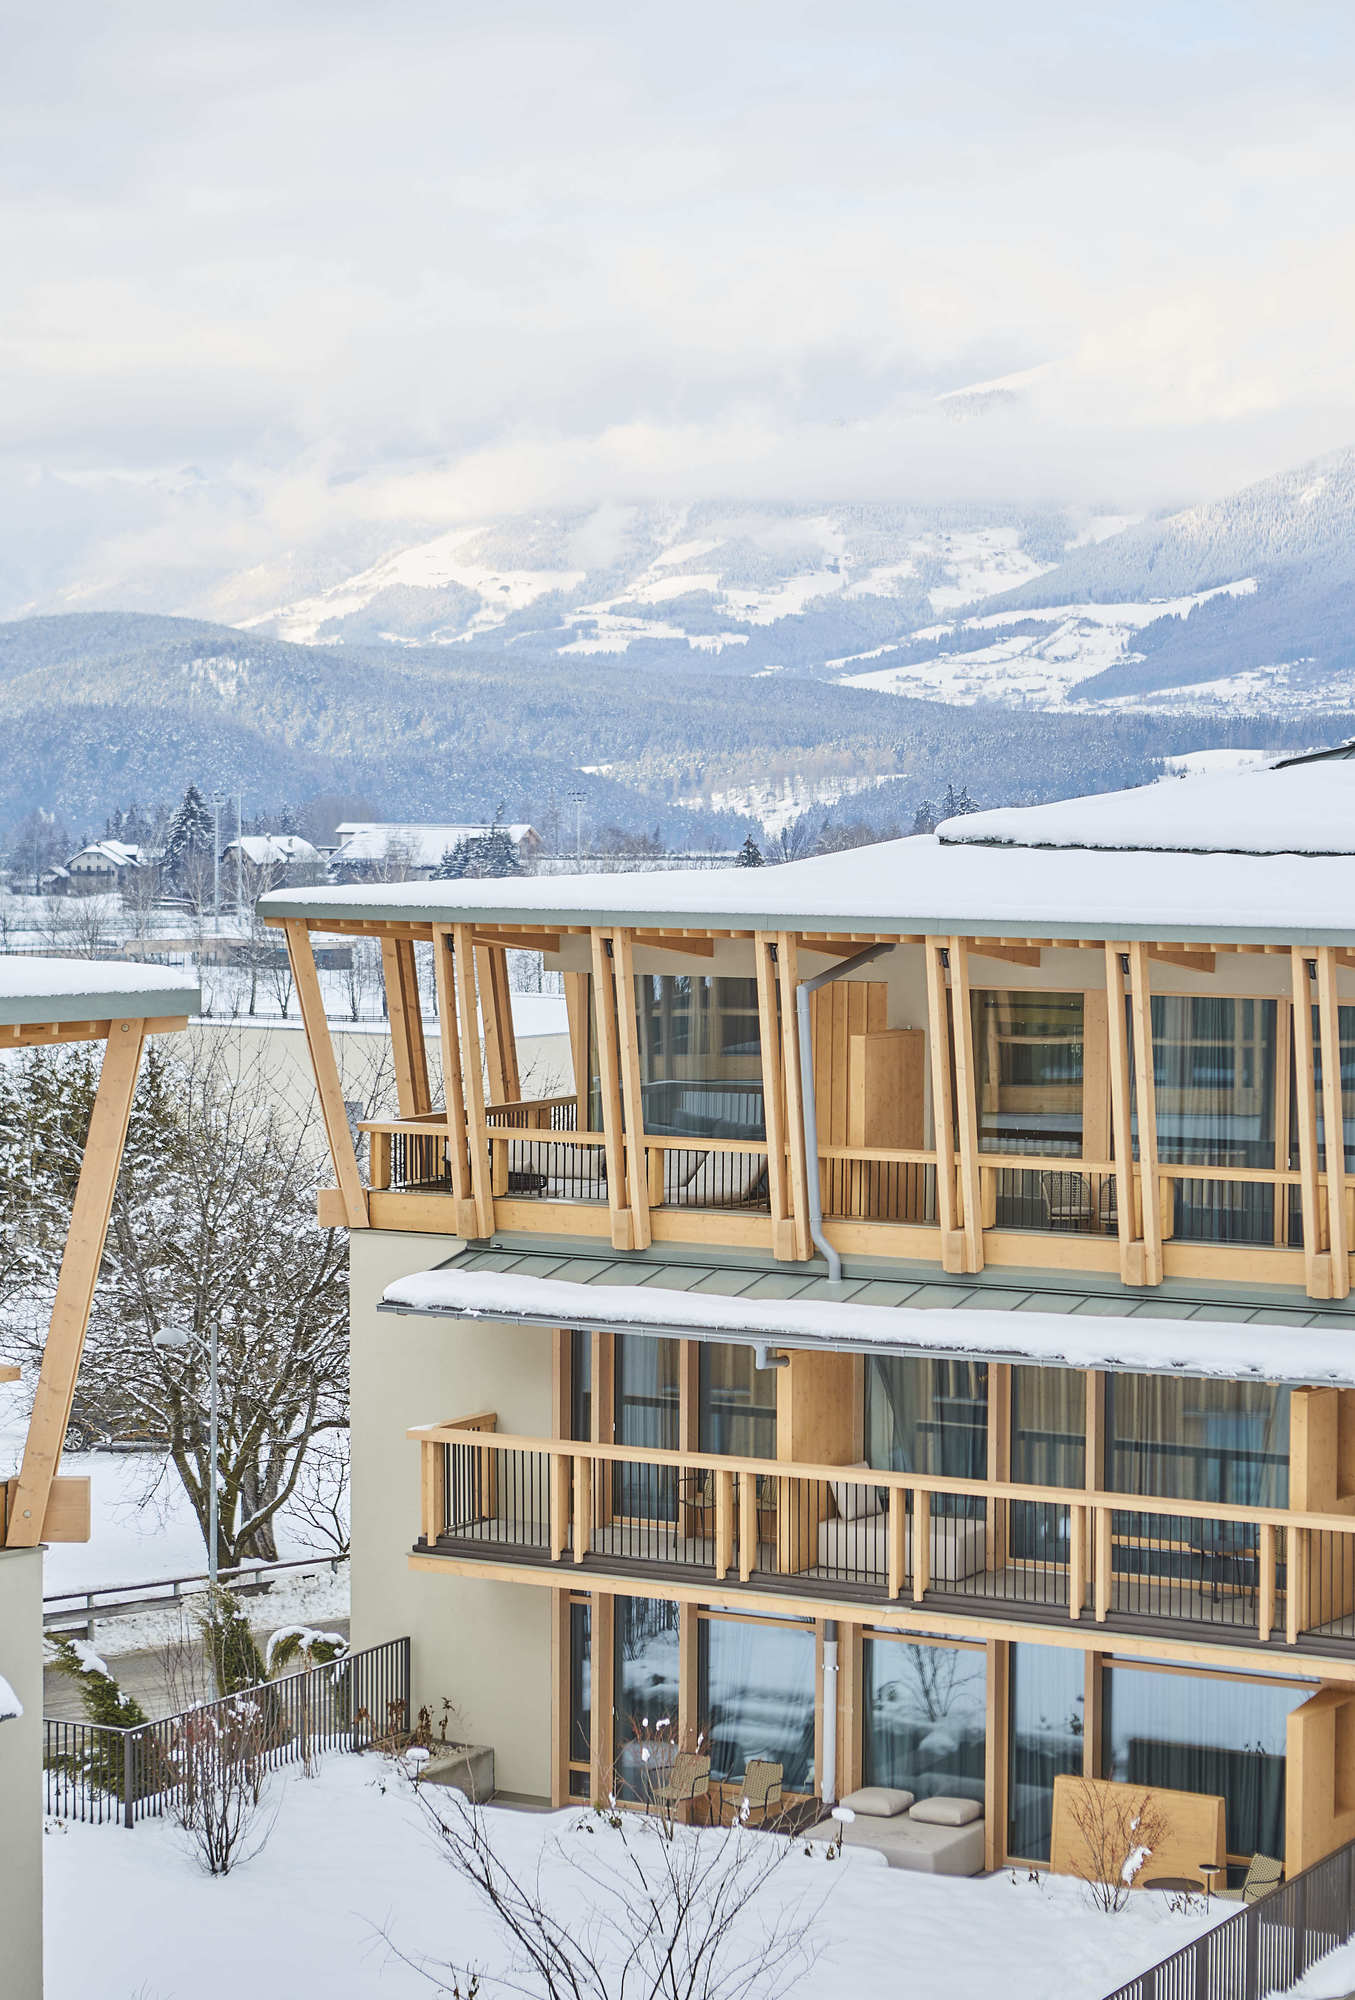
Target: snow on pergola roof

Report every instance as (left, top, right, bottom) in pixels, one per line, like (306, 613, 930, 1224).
(0, 957, 200, 1028)
(939, 758, 1355, 857)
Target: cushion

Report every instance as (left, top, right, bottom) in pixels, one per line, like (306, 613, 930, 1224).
(909, 1795, 983, 1827)
(830, 1464, 878, 1521)
(839, 1786, 914, 1819)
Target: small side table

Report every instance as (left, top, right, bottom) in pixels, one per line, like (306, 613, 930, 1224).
(1198, 1861, 1224, 1905)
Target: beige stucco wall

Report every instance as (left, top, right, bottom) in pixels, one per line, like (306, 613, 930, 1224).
(349, 1230, 555, 1798)
(0, 1545, 44, 2000)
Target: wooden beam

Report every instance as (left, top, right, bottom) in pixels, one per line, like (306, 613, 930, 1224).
(7, 1022, 146, 1548)
(924, 940, 963, 1272)
(454, 924, 495, 1239)
(381, 937, 431, 1118)
(968, 943, 1042, 968)
(2, 1015, 189, 1050)
(0, 1364, 18, 1385)
(1104, 946, 1138, 1283)
(611, 928, 652, 1251)
(431, 926, 477, 1235)
(633, 934, 717, 957)
(284, 922, 369, 1230)
(1317, 945, 1350, 1299)
(1126, 941, 1163, 1286)
(776, 933, 812, 1260)
(476, 945, 520, 1106)
(490, 949, 520, 1103)
(1292, 950, 1329, 1298)
(1147, 946, 1216, 973)
(755, 936, 794, 1261)
(469, 930, 561, 955)
(589, 932, 634, 1251)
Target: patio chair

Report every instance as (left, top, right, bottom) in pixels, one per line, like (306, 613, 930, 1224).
(1217, 1853, 1283, 1904)
(1040, 1171, 1094, 1232)
(736, 1760, 784, 1825)
(649, 1751, 712, 1823)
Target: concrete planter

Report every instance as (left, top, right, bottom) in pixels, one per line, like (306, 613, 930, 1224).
(420, 1744, 495, 1802)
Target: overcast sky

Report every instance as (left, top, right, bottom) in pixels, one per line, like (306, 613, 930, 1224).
(4, 0, 1355, 596)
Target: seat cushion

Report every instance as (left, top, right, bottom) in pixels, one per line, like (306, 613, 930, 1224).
(817, 1511, 888, 1574)
(909, 1795, 983, 1827)
(840, 1786, 914, 1818)
(830, 1465, 876, 1521)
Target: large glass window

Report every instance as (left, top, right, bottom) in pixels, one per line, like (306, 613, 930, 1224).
(614, 1596, 681, 1801)
(699, 1344, 778, 1459)
(1103, 1664, 1311, 1864)
(568, 1599, 591, 1798)
(614, 1333, 681, 1520)
(634, 975, 765, 1140)
(698, 1613, 816, 1793)
(1313, 1005, 1355, 1173)
(571, 1327, 592, 1442)
(865, 1355, 987, 1514)
(862, 1637, 986, 1803)
(1008, 1642, 1085, 1862)
(1106, 1376, 1289, 1510)
(1011, 1365, 1086, 1565)
(1141, 995, 1279, 1242)
(973, 990, 1084, 1155)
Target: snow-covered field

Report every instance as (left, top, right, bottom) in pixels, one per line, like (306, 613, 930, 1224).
(43, 1755, 1245, 2000)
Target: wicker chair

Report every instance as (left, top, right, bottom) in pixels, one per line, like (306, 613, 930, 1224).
(735, 1759, 784, 1825)
(650, 1751, 712, 1823)
(1217, 1853, 1283, 1904)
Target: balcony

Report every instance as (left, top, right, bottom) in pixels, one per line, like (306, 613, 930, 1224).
(411, 1415, 1355, 1661)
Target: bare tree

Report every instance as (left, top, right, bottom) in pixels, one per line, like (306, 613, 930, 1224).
(168, 1690, 275, 1875)
(1064, 1778, 1168, 1914)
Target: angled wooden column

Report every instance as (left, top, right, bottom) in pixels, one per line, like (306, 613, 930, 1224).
(1316, 945, 1351, 1299)
(8, 1021, 146, 1547)
(611, 929, 651, 1250)
(1104, 945, 1139, 1282)
(381, 937, 431, 1117)
(1125, 941, 1163, 1286)
(476, 944, 520, 1106)
(755, 935, 795, 1261)
(431, 924, 478, 1238)
(776, 932, 812, 1260)
(1291, 949, 1329, 1298)
(590, 931, 634, 1251)
(453, 924, 495, 1239)
(949, 938, 984, 1273)
(564, 971, 591, 1127)
(285, 920, 369, 1230)
(924, 939, 964, 1273)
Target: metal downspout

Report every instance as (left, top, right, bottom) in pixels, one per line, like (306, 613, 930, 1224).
(795, 941, 893, 1281)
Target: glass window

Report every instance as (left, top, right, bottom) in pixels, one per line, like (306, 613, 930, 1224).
(865, 1355, 987, 1514)
(1011, 1365, 1086, 1567)
(569, 1599, 591, 1775)
(862, 1638, 986, 1803)
(1314, 1005, 1355, 1172)
(1008, 1642, 1085, 1862)
(1139, 995, 1279, 1242)
(634, 975, 765, 1140)
(614, 1334, 681, 1520)
(1106, 1376, 1288, 1509)
(1103, 1665, 1310, 1863)
(571, 1328, 592, 1442)
(700, 1344, 778, 1458)
(972, 991, 1084, 1155)
(698, 1614, 816, 1792)
(614, 1596, 681, 1801)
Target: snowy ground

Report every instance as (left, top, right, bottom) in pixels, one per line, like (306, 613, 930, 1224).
(43, 1754, 1251, 2000)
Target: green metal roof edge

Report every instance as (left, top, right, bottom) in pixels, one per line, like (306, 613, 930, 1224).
(0, 978, 201, 1027)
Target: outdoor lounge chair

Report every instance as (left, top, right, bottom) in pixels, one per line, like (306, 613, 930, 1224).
(735, 1760, 783, 1824)
(1217, 1853, 1283, 1904)
(649, 1751, 712, 1822)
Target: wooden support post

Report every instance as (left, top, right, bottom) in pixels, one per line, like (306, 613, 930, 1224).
(1292, 949, 1330, 1298)
(453, 925, 495, 1239)
(924, 939, 964, 1272)
(1126, 941, 1163, 1286)
(887, 1488, 905, 1599)
(776, 932, 812, 1260)
(984, 1642, 1008, 1873)
(431, 925, 478, 1236)
(590, 932, 634, 1252)
(1103, 946, 1140, 1282)
(420, 1438, 446, 1543)
(285, 922, 369, 1229)
(381, 937, 431, 1117)
(755, 935, 795, 1262)
(949, 938, 984, 1273)
(564, 971, 591, 1128)
(550, 1452, 572, 1563)
(573, 1456, 592, 1566)
(1287, 1525, 1301, 1645)
(679, 1602, 698, 1768)
(912, 1489, 931, 1602)
(1259, 1521, 1276, 1642)
(591, 1591, 614, 1801)
(1317, 946, 1351, 1299)
(1068, 1502, 1086, 1620)
(8, 1021, 147, 1547)
(611, 928, 652, 1251)
(739, 1472, 757, 1583)
(715, 1469, 735, 1580)
(1094, 1507, 1112, 1623)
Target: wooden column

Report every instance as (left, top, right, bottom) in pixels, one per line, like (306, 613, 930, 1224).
(679, 1602, 699, 1756)
(776, 932, 812, 1260)
(285, 921, 369, 1229)
(924, 939, 964, 1273)
(755, 936, 795, 1262)
(1317, 945, 1351, 1299)
(949, 938, 984, 1273)
(1125, 941, 1163, 1286)
(1103, 945, 1138, 1282)
(431, 924, 478, 1238)
(590, 932, 634, 1252)
(550, 1587, 570, 1805)
(564, 971, 591, 1127)
(381, 937, 431, 1118)
(1292, 949, 1330, 1298)
(8, 1021, 147, 1546)
(611, 928, 652, 1251)
(984, 1640, 1009, 1872)
(837, 1619, 863, 1798)
(1275, 996, 1293, 1248)
(591, 1591, 615, 1801)
(476, 944, 521, 1107)
(454, 923, 495, 1239)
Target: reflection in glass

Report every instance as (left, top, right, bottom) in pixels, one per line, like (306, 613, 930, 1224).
(634, 975, 765, 1140)
(1010, 1365, 1086, 1565)
(700, 1344, 778, 1459)
(1139, 995, 1278, 1242)
(972, 990, 1084, 1154)
(613, 1333, 681, 1521)
(699, 1615, 815, 1792)
(1008, 1642, 1084, 1862)
(614, 1596, 681, 1801)
(865, 1355, 987, 1516)
(569, 1600, 591, 1787)
(1107, 1376, 1288, 1509)
(862, 1638, 986, 1803)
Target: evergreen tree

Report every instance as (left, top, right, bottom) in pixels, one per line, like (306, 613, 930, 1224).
(433, 839, 473, 880)
(738, 834, 764, 867)
(163, 785, 214, 883)
(911, 799, 938, 834)
(941, 783, 976, 818)
(197, 1584, 269, 1696)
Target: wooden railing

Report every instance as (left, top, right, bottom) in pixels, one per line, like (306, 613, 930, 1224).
(411, 1417, 1355, 1655)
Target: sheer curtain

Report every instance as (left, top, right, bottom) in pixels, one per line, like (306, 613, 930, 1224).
(699, 1343, 778, 1458)
(698, 1615, 816, 1791)
(1106, 1375, 1289, 1509)
(1140, 995, 1278, 1242)
(633, 974, 765, 1140)
(613, 1333, 681, 1520)
(865, 1355, 987, 1515)
(862, 1638, 986, 1803)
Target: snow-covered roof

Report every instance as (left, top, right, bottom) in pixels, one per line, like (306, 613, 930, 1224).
(939, 759, 1355, 856)
(67, 840, 144, 869)
(381, 1249, 1355, 1386)
(259, 831, 1355, 947)
(0, 957, 200, 1028)
(330, 823, 537, 870)
(224, 834, 319, 866)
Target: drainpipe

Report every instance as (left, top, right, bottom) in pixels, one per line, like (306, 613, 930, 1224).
(821, 1619, 839, 1805)
(796, 942, 893, 1281)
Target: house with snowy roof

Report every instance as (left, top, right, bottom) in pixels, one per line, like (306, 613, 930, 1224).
(63, 839, 147, 893)
(259, 747, 1355, 1890)
(328, 820, 541, 881)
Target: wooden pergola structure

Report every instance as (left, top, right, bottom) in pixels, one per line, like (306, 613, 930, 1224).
(0, 961, 198, 1550)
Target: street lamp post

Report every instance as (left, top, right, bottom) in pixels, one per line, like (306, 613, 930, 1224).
(153, 1320, 220, 1591)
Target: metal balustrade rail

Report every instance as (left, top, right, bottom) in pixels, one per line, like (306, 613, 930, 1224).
(43, 1637, 410, 1830)
(43, 1552, 349, 1639)
(1103, 1835, 1355, 2000)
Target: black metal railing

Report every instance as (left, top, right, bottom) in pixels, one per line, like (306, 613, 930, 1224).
(43, 1637, 410, 1830)
(1103, 1835, 1355, 2000)
(443, 1442, 551, 1550)
(820, 1158, 937, 1225)
(500, 1135, 607, 1201)
(655, 1146, 770, 1212)
(390, 1130, 452, 1192)
(987, 1166, 1119, 1235)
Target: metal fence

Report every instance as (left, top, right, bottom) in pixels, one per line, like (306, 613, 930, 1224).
(1103, 1835, 1355, 2000)
(43, 1552, 349, 1640)
(43, 1636, 409, 1830)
